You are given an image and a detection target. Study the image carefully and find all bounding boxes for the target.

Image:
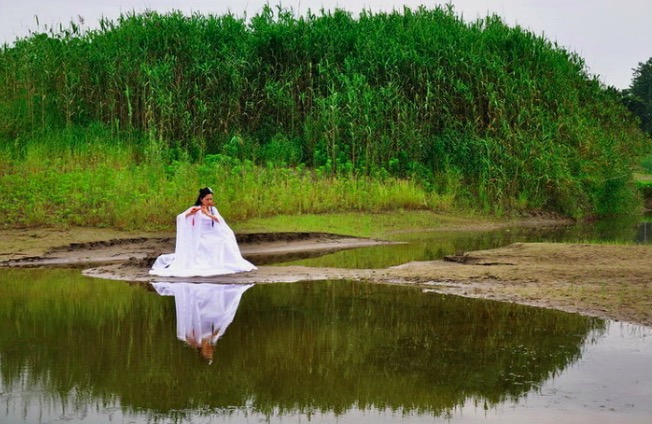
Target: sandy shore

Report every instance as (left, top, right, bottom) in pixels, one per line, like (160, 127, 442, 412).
(2, 225, 651, 327)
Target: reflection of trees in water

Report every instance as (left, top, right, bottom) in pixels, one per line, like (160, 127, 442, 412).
(0, 270, 604, 420)
(236, 282, 603, 415)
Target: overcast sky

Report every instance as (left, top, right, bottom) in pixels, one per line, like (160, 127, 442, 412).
(1, 0, 650, 90)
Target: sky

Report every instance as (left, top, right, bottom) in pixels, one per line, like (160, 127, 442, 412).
(0, 0, 650, 90)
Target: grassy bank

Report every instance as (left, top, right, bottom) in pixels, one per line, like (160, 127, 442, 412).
(0, 127, 457, 230)
(1, 6, 650, 222)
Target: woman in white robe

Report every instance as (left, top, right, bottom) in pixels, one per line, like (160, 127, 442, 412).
(152, 282, 254, 363)
(150, 187, 256, 277)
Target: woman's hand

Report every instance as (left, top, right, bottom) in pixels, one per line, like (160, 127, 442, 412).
(186, 206, 201, 217)
(201, 206, 219, 222)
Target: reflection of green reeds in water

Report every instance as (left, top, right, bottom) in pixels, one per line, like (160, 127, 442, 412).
(280, 217, 650, 269)
(0, 270, 604, 420)
(279, 230, 514, 268)
(0, 269, 165, 396)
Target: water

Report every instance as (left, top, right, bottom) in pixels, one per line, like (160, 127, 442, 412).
(280, 218, 652, 269)
(0, 269, 651, 423)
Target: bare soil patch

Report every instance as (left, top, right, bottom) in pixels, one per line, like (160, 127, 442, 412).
(1, 224, 651, 327)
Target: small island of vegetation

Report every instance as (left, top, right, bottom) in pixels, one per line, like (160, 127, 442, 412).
(0, 5, 649, 230)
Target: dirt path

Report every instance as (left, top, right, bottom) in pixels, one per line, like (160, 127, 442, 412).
(2, 226, 651, 327)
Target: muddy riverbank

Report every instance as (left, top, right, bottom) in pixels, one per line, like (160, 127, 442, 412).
(1, 220, 651, 327)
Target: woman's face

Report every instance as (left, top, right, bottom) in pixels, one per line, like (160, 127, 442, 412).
(201, 193, 214, 207)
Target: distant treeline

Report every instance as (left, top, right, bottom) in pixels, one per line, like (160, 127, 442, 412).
(0, 5, 649, 217)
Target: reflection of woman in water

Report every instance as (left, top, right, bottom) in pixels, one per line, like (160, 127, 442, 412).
(150, 187, 256, 277)
(152, 282, 254, 363)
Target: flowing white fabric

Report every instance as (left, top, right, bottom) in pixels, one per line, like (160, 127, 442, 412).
(150, 206, 256, 277)
(152, 282, 254, 345)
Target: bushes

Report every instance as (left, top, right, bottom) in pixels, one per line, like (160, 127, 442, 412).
(0, 5, 650, 219)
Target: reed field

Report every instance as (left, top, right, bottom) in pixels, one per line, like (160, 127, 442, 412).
(0, 5, 649, 229)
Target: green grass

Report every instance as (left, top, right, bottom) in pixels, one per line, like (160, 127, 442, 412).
(235, 210, 489, 239)
(1, 6, 650, 221)
(0, 129, 459, 230)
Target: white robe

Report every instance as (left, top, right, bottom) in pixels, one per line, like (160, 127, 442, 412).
(152, 282, 253, 344)
(150, 206, 256, 277)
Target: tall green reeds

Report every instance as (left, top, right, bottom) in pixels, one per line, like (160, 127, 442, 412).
(0, 125, 451, 229)
(0, 5, 649, 222)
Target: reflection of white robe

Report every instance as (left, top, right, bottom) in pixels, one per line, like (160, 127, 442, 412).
(150, 206, 256, 277)
(152, 282, 254, 344)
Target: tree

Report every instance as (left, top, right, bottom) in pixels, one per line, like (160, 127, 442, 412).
(626, 58, 652, 137)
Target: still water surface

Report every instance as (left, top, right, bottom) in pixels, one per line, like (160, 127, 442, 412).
(281, 218, 652, 269)
(1, 267, 651, 423)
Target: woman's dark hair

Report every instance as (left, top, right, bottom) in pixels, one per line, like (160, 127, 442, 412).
(194, 187, 213, 206)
